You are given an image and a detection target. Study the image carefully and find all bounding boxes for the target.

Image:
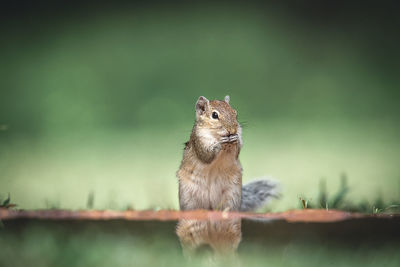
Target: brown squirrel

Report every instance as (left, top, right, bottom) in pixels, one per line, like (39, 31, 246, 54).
(177, 95, 279, 212)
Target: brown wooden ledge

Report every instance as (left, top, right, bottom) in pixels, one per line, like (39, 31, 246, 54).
(1, 208, 398, 223)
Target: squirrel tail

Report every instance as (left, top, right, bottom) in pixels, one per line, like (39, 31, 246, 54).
(240, 178, 280, 212)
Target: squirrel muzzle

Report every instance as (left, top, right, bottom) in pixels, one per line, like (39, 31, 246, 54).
(226, 124, 238, 135)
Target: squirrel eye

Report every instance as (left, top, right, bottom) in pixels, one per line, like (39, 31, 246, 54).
(212, 111, 219, 119)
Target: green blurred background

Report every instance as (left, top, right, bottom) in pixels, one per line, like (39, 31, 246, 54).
(1, 1, 399, 211)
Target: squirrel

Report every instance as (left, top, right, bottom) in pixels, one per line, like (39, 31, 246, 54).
(177, 95, 279, 212)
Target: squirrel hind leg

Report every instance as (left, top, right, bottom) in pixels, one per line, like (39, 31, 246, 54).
(240, 178, 281, 212)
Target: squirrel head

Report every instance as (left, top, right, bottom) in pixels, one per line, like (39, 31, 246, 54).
(195, 95, 240, 136)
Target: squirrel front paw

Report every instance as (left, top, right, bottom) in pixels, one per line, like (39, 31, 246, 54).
(220, 136, 230, 143)
(220, 134, 238, 144)
(228, 134, 239, 143)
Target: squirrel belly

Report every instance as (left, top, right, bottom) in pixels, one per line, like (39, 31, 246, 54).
(178, 141, 242, 211)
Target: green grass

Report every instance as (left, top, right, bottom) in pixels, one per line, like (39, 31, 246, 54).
(297, 174, 400, 214)
(2, 170, 400, 214)
(1, 121, 400, 212)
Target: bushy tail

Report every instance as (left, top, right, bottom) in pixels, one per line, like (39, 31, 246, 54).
(240, 178, 280, 212)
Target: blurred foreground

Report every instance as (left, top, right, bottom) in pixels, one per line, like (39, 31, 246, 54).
(1, 212, 399, 267)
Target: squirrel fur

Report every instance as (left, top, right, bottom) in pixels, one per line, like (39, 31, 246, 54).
(177, 95, 279, 212)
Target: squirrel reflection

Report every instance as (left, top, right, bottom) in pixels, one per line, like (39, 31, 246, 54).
(176, 219, 242, 262)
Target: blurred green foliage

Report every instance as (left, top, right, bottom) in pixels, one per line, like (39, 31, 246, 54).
(0, 2, 399, 210)
(299, 175, 400, 213)
(0, 220, 399, 267)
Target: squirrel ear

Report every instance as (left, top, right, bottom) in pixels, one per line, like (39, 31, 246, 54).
(196, 96, 209, 115)
(224, 95, 230, 104)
